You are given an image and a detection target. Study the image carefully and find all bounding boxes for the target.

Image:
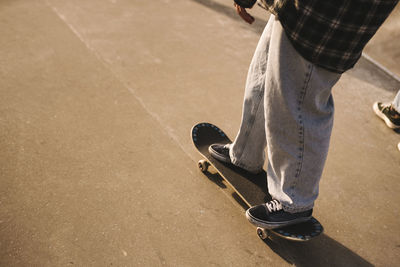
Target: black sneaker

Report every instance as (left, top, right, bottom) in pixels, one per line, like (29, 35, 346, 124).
(208, 143, 232, 163)
(246, 200, 312, 229)
(209, 143, 263, 174)
(373, 102, 400, 129)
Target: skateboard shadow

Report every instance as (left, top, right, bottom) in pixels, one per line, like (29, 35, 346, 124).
(230, 186, 373, 266)
(201, 165, 372, 266)
(207, 174, 372, 266)
(202, 169, 227, 189)
(262, 234, 373, 267)
(227, 196, 373, 266)
(229, 194, 373, 266)
(230, 194, 373, 266)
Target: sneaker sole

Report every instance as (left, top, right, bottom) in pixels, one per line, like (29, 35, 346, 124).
(245, 209, 312, 229)
(373, 102, 400, 129)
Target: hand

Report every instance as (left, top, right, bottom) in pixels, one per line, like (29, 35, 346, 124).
(234, 3, 255, 24)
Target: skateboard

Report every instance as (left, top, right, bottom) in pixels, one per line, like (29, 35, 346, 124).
(191, 122, 323, 242)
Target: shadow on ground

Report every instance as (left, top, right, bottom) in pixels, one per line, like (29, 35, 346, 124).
(348, 57, 400, 92)
(263, 234, 373, 267)
(202, 170, 373, 267)
(202, 170, 227, 189)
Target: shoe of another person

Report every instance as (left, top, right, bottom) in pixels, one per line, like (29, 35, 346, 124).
(373, 102, 400, 129)
(246, 200, 313, 229)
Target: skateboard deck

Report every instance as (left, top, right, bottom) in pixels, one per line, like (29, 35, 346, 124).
(191, 122, 323, 242)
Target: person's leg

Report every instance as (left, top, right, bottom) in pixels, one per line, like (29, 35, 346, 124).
(246, 19, 342, 226)
(390, 91, 400, 152)
(392, 90, 400, 113)
(263, 19, 341, 213)
(228, 15, 275, 173)
(247, 18, 341, 229)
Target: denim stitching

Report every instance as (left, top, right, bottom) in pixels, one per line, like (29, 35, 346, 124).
(236, 89, 265, 164)
(290, 64, 313, 196)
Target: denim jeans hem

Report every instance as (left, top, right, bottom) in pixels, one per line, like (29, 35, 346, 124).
(281, 203, 314, 213)
(230, 156, 263, 174)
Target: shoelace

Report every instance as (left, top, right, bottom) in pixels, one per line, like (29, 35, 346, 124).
(265, 200, 283, 213)
(382, 104, 392, 114)
(383, 106, 400, 120)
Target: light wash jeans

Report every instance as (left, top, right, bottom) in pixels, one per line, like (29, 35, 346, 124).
(230, 16, 341, 213)
(392, 90, 400, 113)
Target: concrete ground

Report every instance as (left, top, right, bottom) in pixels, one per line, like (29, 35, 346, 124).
(364, 3, 400, 78)
(1, 0, 399, 266)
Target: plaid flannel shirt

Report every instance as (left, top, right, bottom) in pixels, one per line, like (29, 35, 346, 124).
(235, 0, 398, 73)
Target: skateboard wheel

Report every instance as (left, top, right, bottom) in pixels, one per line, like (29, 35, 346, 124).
(256, 227, 268, 240)
(198, 160, 209, 172)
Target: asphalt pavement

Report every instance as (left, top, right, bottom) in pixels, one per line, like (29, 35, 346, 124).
(1, 0, 399, 266)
